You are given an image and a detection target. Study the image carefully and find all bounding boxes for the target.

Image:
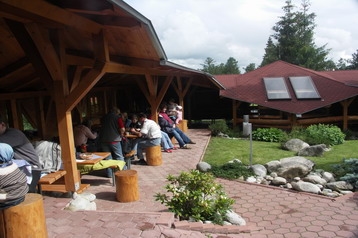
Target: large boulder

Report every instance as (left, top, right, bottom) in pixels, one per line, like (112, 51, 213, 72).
(265, 156, 314, 180)
(291, 181, 321, 194)
(282, 139, 309, 152)
(265, 160, 281, 173)
(298, 144, 328, 157)
(326, 181, 354, 192)
(251, 164, 267, 177)
(196, 162, 211, 172)
(302, 174, 327, 186)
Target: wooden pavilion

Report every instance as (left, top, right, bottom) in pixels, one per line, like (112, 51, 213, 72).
(0, 0, 224, 192)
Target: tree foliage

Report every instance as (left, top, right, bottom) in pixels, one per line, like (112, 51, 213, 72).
(243, 63, 257, 73)
(201, 57, 241, 74)
(336, 49, 358, 70)
(261, 0, 333, 70)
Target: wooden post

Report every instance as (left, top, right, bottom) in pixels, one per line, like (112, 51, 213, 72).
(0, 193, 48, 238)
(145, 145, 162, 166)
(115, 170, 139, 202)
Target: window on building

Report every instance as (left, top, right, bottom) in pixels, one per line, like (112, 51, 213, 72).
(263, 77, 291, 100)
(289, 76, 320, 99)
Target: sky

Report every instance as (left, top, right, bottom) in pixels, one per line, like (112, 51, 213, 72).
(126, 0, 358, 71)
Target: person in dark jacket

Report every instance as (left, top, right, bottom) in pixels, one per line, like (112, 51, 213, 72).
(158, 103, 195, 149)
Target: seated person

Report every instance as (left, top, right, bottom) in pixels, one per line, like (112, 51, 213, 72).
(73, 118, 98, 152)
(0, 143, 29, 210)
(129, 113, 162, 165)
(0, 115, 40, 185)
(161, 131, 177, 153)
(158, 104, 195, 149)
(122, 114, 141, 157)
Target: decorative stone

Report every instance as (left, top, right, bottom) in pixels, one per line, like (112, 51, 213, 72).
(326, 181, 354, 192)
(271, 177, 287, 186)
(225, 210, 246, 226)
(246, 176, 257, 183)
(298, 144, 327, 156)
(282, 138, 309, 152)
(251, 164, 267, 177)
(302, 174, 327, 186)
(196, 162, 211, 172)
(291, 181, 321, 194)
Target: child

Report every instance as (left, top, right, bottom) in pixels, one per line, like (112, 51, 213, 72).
(0, 143, 29, 210)
(175, 105, 183, 125)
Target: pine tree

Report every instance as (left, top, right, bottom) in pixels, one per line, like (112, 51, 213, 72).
(261, 0, 332, 70)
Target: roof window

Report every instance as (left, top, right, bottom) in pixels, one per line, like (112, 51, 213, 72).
(289, 76, 320, 99)
(263, 77, 291, 100)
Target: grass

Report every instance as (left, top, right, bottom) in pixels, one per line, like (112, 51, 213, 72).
(203, 137, 358, 173)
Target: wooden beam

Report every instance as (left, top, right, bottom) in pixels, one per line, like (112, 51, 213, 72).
(0, 91, 49, 100)
(65, 54, 94, 67)
(0, 0, 102, 34)
(340, 98, 355, 131)
(65, 30, 108, 111)
(25, 23, 63, 82)
(5, 19, 54, 91)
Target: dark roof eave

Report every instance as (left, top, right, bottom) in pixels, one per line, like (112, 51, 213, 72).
(160, 60, 225, 90)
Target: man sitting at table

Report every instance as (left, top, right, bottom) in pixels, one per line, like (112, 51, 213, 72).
(129, 113, 162, 165)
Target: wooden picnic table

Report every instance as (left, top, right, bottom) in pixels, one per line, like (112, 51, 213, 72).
(76, 152, 111, 165)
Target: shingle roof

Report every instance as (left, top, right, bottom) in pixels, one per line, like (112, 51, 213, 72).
(215, 61, 358, 114)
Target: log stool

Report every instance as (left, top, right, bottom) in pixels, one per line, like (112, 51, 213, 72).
(145, 145, 162, 166)
(0, 193, 48, 238)
(115, 170, 139, 202)
(177, 119, 188, 132)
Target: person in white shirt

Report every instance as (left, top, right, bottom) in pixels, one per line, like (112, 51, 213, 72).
(129, 113, 162, 165)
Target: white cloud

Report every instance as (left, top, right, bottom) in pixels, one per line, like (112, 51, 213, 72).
(127, 0, 358, 70)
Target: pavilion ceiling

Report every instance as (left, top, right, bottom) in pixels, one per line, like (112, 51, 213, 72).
(0, 0, 223, 98)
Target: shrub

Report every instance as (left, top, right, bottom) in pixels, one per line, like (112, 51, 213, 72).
(210, 161, 255, 180)
(252, 127, 286, 142)
(331, 158, 358, 190)
(287, 126, 307, 141)
(154, 170, 235, 225)
(305, 124, 345, 146)
(209, 120, 229, 136)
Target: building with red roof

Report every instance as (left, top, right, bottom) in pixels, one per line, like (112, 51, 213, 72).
(215, 61, 358, 130)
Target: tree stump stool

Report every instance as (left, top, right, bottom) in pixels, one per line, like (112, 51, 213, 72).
(145, 145, 162, 166)
(177, 119, 188, 132)
(115, 170, 139, 202)
(0, 193, 48, 238)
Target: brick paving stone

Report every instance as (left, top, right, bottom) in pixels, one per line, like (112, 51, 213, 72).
(317, 230, 339, 238)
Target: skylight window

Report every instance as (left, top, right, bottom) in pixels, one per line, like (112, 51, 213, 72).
(289, 76, 320, 99)
(263, 77, 291, 100)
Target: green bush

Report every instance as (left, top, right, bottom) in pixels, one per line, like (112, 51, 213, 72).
(331, 158, 358, 190)
(209, 120, 229, 136)
(252, 127, 286, 142)
(154, 170, 235, 225)
(210, 161, 255, 180)
(305, 124, 345, 146)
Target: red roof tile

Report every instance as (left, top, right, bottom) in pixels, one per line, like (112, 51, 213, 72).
(215, 61, 358, 114)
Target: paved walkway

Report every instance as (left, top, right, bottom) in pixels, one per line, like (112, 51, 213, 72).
(43, 129, 358, 238)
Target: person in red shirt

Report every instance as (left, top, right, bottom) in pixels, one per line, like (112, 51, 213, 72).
(98, 107, 126, 176)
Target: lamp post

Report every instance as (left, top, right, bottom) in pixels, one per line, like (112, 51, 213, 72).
(242, 115, 253, 167)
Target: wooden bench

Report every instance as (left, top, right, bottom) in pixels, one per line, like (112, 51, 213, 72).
(37, 170, 67, 194)
(38, 170, 90, 194)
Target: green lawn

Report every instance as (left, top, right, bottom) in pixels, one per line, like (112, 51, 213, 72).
(203, 137, 358, 172)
